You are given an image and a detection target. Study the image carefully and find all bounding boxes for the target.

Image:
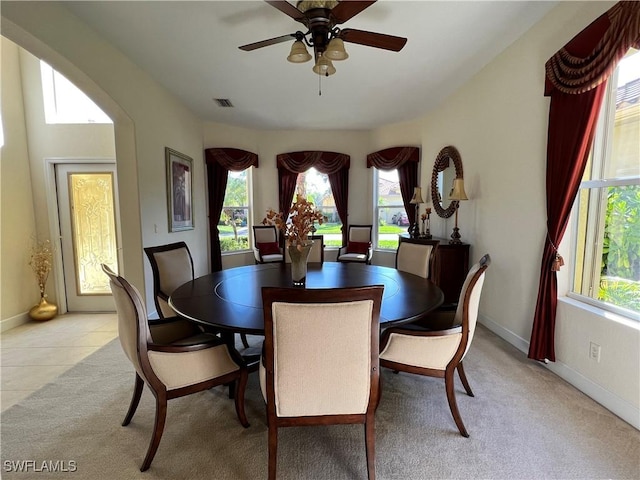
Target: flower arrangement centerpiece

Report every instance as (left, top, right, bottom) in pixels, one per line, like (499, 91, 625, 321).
(263, 194, 327, 250)
(263, 194, 327, 286)
(28, 239, 58, 321)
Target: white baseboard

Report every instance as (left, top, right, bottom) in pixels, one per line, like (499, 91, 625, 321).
(478, 314, 640, 431)
(1, 312, 31, 333)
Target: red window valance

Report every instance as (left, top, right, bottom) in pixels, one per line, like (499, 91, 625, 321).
(545, 1, 640, 95)
(276, 151, 350, 175)
(366, 146, 419, 169)
(205, 148, 259, 171)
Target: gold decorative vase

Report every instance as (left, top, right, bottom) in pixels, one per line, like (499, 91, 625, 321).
(288, 242, 313, 287)
(29, 296, 58, 321)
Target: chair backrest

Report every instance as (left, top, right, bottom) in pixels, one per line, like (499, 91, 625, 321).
(253, 225, 278, 245)
(455, 254, 491, 359)
(144, 242, 194, 319)
(101, 264, 149, 380)
(396, 240, 439, 279)
(348, 225, 373, 243)
(284, 234, 324, 264)
(261, 286, 383, 418)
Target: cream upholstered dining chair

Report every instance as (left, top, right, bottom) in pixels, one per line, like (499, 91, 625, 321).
(101, 264, 249, 471)
(337, 225, 373, 264)
(143, 242, 204, 344)
(284, 234, 325, 264)
(253, 225, 284, 264)
(395, 239, 439, 279)
(379, 254, 490, 437)
(260, 285, 384, 480)
(145, 241, 253, 351)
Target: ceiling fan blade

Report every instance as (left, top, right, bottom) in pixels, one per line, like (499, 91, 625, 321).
(265, 1, 305, 22)
(331, 1, 376, 24)
(340, 28, 407, 52)
(239, 33, 295, 51)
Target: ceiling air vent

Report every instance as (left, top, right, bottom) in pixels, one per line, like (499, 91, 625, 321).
(214, 98, 234, 108)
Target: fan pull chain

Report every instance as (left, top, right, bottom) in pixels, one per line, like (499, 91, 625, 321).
(318, 72, 322, 96)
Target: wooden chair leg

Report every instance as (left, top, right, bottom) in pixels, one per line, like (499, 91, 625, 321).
(140, 394, 168, 472)
(457, 362, 474, 397)
(240, 333, 250, 349)
(364, 414, 376, 480)
(445, 369, 469, 438)
(122, 373, 144, 426)
(234, 370, 250, 428)
(268, 424, 278, 480)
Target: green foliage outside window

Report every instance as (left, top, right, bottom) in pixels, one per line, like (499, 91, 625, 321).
(599, 185, 640, 311)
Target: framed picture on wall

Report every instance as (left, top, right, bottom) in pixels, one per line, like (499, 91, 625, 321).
(166, 147, 194, 232)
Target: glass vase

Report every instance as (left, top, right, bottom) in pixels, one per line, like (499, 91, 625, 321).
(288, 242, 313, 287)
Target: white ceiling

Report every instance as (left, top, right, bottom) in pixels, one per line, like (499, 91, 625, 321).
(64, 1, 558, 131)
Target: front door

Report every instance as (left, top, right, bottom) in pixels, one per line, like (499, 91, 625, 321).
(55, 163, 119, 311)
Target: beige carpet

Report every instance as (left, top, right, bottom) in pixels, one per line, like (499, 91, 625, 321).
(1, 326, 638, 479)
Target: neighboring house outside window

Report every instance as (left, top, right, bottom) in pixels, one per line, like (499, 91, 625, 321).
(571, 48, 639, 319)
(374, 169, 409, 251)
(219, 169, 251, 253)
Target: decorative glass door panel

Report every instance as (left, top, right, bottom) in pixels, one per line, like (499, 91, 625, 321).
(56, 163, 119, 312)
(68, 172, 118, 295)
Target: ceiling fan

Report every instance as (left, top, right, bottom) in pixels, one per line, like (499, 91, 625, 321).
(239, 1, 407, 76)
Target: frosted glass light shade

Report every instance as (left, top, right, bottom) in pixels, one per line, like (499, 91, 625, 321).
(324, 38, 349, 61)
(287, 40, 312, 63)
(312, 56, 336, 76)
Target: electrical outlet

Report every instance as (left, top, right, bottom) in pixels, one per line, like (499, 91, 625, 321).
(589, 342, 601, 363)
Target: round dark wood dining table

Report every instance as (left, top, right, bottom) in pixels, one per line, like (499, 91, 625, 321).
(170, 262, 444, 335)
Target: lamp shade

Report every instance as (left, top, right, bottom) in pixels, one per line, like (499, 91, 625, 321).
(287, 40, 312, 63)
(449, 178, 469, 201)
(312, 56, 336, 76)
(410, 187, 424, 204)
(324, 38, 349, 61)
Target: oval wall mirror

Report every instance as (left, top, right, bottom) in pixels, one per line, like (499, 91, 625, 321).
(431, 145, 464, 218)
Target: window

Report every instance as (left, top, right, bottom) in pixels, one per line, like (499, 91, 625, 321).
(219, 170, 251, 253)
(295, 168, 342, 247)
(571, 49, 640, 319)
(374, 169, 408, 251)
(40, 61, 112, 125)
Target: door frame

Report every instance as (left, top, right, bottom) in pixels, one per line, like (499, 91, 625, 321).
(45, 157, 122, 313)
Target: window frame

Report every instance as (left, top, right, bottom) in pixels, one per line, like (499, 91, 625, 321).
(219, 167, 253, 255)
(373, 168, 406, 251)
(567, 55, 640, 322)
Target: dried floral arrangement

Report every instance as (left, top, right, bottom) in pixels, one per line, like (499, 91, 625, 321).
(29, 239, 53, 297)
(263, 194, 327, 248)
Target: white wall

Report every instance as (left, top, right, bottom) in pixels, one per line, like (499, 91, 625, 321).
(0, 38, 38, 327)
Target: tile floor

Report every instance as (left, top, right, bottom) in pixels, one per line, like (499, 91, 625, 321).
(1, 313, 118, 412)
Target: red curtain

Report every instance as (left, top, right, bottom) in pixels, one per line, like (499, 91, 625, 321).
(367, 147, 420, 226)
(205, 148, 259, 271)
(529, 2, 640, 361)
(276, 151, 350, 245)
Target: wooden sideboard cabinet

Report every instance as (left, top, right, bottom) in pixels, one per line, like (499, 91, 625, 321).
(398, 234, 470, 306)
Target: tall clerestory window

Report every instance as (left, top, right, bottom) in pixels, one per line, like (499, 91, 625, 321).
(40, 60, 112, 124)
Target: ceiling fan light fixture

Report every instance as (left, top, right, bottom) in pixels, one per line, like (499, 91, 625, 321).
(296, 0, 339, 13)
(287, 40, 312, 63)
(324, 38, 348, 61)
(312, 56, 336, 76)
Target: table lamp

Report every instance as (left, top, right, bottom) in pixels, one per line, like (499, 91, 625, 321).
(409, 187, 424, 239)
(448, 178, 468, 244)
